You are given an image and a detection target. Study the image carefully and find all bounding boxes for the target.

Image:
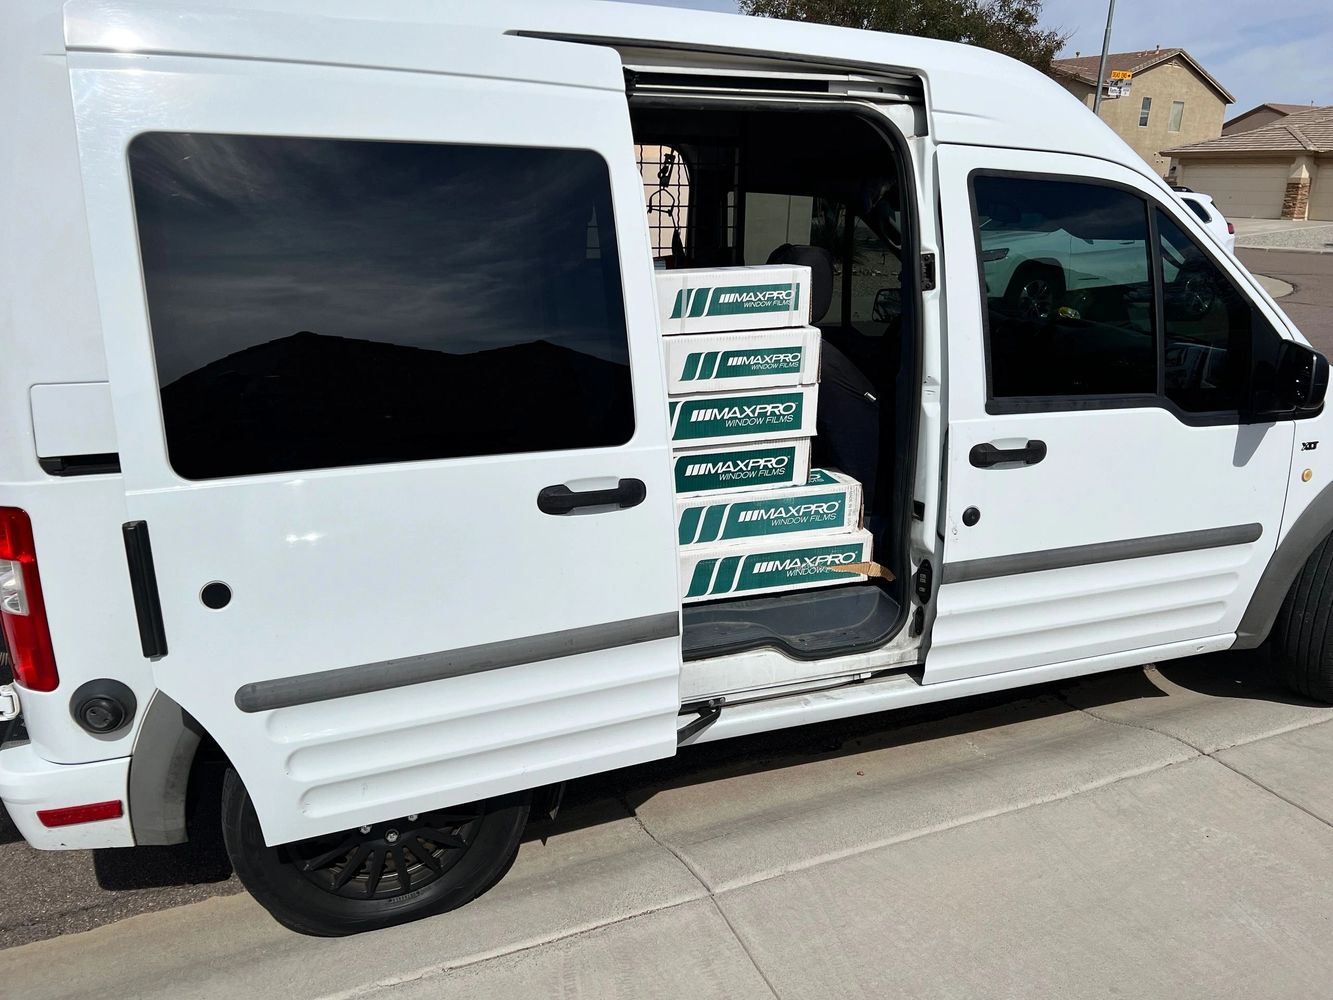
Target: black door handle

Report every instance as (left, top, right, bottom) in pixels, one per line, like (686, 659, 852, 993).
(969, 440, 1047, 468)
(537, 478, 646, 515)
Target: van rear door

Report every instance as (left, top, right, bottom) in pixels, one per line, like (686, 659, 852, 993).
(65, 8, 679, 845)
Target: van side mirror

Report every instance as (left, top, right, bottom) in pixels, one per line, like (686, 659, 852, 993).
(1280, 341, 1328, 415)
(1253, 341, 1329, 419)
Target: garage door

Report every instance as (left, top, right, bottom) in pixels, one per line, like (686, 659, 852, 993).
(1309, 161, 1333, 221)
(1182, 163, 1289, 219)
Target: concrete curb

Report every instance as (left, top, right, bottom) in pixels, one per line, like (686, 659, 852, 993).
(1237, 245, 1333, 256)
(1251, 273, 1295, 298)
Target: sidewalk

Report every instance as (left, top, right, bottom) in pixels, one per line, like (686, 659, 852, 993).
(1232, 217, 1333, 253)
(4, 652, 1333, 999)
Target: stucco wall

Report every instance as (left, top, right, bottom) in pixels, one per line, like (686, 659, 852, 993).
(1097, 58, 1226, 175)
(1055, 56, 1227, 176)
(1222, 107, 1287, 135)
(1057, 77, 1096, 109)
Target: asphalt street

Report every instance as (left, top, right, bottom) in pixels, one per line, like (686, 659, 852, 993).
(1239, 247, 1333, 355)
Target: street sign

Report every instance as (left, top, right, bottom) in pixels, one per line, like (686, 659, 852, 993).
(1104, 70, 1132, 99)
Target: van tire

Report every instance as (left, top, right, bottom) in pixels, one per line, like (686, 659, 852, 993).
(1272, 532, 1333, 703)
(220, 769, 530, 936)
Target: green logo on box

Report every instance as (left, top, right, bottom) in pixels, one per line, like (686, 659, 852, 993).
(680, 347, 804, 382)
(672, 392, 805, 441)
(685, 541, 866, 598)
(678, 491, 846, 544)
(670, 283, 800, 320)
(673, 445, 799, 493)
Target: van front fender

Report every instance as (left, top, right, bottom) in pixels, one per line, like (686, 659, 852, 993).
(1235, 478, 1333, 649)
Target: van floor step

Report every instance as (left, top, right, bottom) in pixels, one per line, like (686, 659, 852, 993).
(682, 582, 902, 662)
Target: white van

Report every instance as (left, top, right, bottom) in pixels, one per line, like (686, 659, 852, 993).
(2, 0, 1330, 936)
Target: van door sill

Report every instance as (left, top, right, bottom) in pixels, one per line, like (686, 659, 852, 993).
(682, 581, 902, 662)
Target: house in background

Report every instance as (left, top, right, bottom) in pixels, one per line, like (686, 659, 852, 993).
(1223, 102, 1313, 136)
(1164, 106, 1333, 220)
(1050, 47, 1234, 177)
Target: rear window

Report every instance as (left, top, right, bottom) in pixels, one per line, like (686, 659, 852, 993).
(129, 133, 634, 480)
(1182, 197, 1213, 224)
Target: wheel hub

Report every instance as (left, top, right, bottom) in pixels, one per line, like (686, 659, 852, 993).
(285, 805, 485, 900)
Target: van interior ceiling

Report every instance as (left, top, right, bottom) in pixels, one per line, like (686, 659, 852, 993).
(631, 105, 919, 662)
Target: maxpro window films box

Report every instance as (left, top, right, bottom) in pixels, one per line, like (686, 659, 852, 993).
(667, 385, 818, 448)
(672, 439, 812, 496)
(681, 529, 874, 603)
(657, 264, 812, 334)
(663, 326, 822, 393)
(676, 470, 862, 545)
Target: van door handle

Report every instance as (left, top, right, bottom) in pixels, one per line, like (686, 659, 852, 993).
(969, 440, 1047, 468)
(537, 478, 647, 515)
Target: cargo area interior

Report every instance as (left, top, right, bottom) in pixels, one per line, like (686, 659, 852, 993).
(631, 105, 919, 663)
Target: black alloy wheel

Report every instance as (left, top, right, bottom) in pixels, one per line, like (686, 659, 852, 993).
(285, 806, 485, 900)
(221, 769, 530, 936)
(1005, 264, 1066, 326)
(1017, 276, 1057, 322)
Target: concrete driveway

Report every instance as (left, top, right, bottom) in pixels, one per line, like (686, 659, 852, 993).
(4, 651, 1333, 999)
(1233, 218, 1333, 253)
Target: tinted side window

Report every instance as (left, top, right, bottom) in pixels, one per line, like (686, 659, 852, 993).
(974, 175, 1157, 401)
(130, 133, 634, 480)
(1158, 210, 1278, 413)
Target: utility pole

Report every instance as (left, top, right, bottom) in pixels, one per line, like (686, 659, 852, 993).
(1092, 0, 1117, 115)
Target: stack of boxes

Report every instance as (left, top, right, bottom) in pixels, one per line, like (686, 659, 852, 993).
(657, 264, 874, 604)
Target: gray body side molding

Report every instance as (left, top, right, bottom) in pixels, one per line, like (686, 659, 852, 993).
(128, 691, 203, 845)
(235, 611, 681, 714)
(941, 523, 1263, 585)
(1235, 480, 1333, 648)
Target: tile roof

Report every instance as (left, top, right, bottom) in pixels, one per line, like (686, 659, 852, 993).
(1224, 102, 1315, 130)
(1165, 106, 1333, 155)
(1050, 48, 1235, 103)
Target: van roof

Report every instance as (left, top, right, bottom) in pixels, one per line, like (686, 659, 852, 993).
(61, 0, 1137, 167)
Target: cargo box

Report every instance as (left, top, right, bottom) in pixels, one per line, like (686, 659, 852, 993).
(667, 385, 818, 449)
(676, 469, 862, 545)
(663, 326, 822, 393)
(672, 439, 812, 496)
(681, 529, 874, 603)
(656, 264, 811, 334)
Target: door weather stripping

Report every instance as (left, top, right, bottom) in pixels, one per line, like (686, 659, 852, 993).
(234, 612, 681, 713)
(941, 523, 1263, 585)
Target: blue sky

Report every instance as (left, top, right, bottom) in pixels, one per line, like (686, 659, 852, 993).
(612, 0, 1333, 116)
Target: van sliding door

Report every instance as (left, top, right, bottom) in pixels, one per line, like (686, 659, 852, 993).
(65, 10, 680, 846)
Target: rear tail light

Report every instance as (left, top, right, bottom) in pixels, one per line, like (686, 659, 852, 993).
(1227, 222, 1235, 235)
(0, 507, 59, 692)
